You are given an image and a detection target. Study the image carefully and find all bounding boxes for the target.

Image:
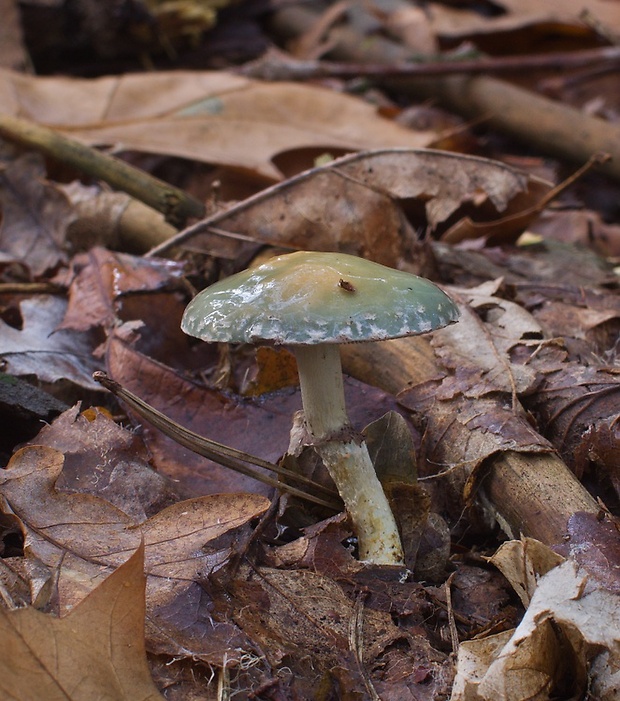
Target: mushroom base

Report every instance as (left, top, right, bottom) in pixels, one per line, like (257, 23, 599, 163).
(315, 439, 405, 564)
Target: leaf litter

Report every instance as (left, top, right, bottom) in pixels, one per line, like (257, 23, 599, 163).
(0, 23, 619, 698)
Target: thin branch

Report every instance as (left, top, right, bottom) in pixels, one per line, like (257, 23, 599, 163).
(238, 45, 620, 82)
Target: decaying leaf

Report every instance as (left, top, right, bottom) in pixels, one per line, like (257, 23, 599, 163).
(0, 295, 101, 389)
(29, 404, 178, 521)
(0, 545, 165, 701)
(433, 281, 544, 398)
(0, 151, 73, 277)
(59, 246, 186, 333)
(0, 444, 270, 663)
(523, 360, 620, 478)
(220, 562, 453, 700)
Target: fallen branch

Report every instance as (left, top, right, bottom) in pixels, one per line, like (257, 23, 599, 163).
(341, 335, 601, 546)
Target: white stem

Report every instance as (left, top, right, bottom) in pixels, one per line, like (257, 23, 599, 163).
(294, 345, 404, 565)
(294, 345, 348, 440)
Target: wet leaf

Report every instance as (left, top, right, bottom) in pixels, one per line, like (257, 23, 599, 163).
(0, 545, 164, 701)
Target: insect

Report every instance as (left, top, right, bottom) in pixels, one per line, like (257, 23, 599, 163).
(338, 278, 356, 292)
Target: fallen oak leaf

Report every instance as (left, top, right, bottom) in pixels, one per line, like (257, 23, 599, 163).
(0, 445, 271, 664)
(0, 544, 164, 701)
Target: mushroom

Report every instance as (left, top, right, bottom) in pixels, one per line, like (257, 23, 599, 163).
(181, 251, 459, 565)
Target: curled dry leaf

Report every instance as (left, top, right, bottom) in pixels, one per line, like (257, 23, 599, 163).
(59, 246, 186, 333)
(522, 360, 620, 480)
(0, 444, 270, 663)
(429, 0, 619, 41)
(433, 281, 545, 398)
(153, 148, 551, 267)
(398, 281, 553, 510)
(452, 535, 620, 701)
(0, 545, 165, 701)
(399, 379, 554, 512)
(513, 279, 620, 363)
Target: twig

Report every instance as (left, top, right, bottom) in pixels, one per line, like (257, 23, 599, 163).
(445, 572, 460, 655)
(93, 371, 341, 511)
(238, 45, 620, 82)
(0, 113, 205, 227)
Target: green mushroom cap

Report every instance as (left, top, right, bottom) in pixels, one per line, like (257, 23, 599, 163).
(182, 251, 459, 345)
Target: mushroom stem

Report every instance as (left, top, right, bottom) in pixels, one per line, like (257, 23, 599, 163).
(294, 345, 405, 565)
(295, 344, 349, 440)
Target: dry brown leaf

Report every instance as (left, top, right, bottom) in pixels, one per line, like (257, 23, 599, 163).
(0, 545, 164, 701)
(531, 209, 620, 259)
(59, 246, 186, 333)
(521, 357, 620, 481)
(0, 68, 435, 180)
(488, 538, 565, 608)
(513, 280, 620, 363)
(156, 148, 551, 267)
(241, 346, 299, 396)
(29, 404, 178, 521)
(429, 0, 618, 40)
(433, 281, 544, 399)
